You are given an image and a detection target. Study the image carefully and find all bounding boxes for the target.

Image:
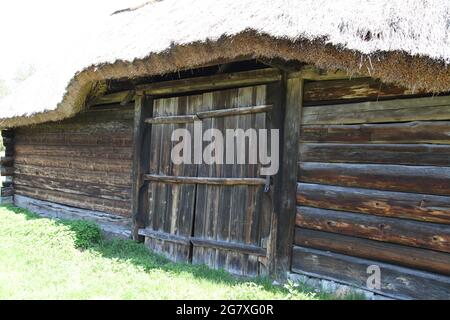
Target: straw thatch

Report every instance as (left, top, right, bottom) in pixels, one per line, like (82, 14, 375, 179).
(1, 0, 450, 127)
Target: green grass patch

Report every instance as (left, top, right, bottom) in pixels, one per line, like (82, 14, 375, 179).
(0, 205, 363, 300)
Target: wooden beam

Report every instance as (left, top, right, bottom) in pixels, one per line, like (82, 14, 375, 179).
(138, 228, 191, 245)
(145, 114, 199, 124)
(296, 206, 450, 253)
(298, 162, 450, 196)
(0, 167, 13, 176)
(0, 156, 13, 166)
(131, 94, 154, 241)
(272, 73, 304, 278)
(300, 121, 450, 144)
(295, 228, 450, 276)
(145, 104, 273, 124)
(144, 174, 266, 186)
(190, 237, 266, 256)
(89, 90, 135, 107)
(291, 246, 450, 300)
(297, 183, 450, 224)
(289, 65, 364, 81)
(299, 143, 450, 166)
(136, 68, 281, 96)
(302, 95, 450, 125)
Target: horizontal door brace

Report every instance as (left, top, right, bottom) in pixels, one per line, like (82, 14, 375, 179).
(138, 228, 266, 257)
(144, 104, 273, 124)
(144, 174, 266, 186)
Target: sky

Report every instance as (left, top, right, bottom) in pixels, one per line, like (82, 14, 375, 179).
(0, 0, 142, 80)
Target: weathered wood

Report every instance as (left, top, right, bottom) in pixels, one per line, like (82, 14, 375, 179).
(137, 68, 281, 96)
(303, 77, 424, 105)
(295, 228, 450, 276)
(15, 185, 131, 217)
(296, 206, 450, 253)
(196, 104, 273, 119)
(0, 167, 13, 176)
(138, 228, 191, 245)
(289, 66, 364, 81)
(272, 74, 303, 278)
(131, 94, 154, 240)
(15, 132, 132, 147)
(300, 121, 450, 144)
(297, 183, 450, 224)
(15, 156, 131, 173)
(1, 186, 14, 197)
(191, 237, 266, 256)
(145, 94, 200, 263)
(14, 174, 131, 201)
(145, 114, 199, 124)
(15, 145, 133, 160)
(291, 246, 450, 300)
(191, 85, 272, 276)
(299, 143, 450, 166)
(145, 104, 273, 124)
(0, 157, 13, 166)
(144, 174, 266, 186)
(89, 90, 135, 106)
(302, 95, 450, 125)
(14, 164, 132, 186)
(15, 195, 132, 238)
(298, 162, 450, 196)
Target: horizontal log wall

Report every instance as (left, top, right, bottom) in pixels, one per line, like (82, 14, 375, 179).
(293, 77, 450, 299)
(13, 105, 134, 217)
(1, 130, 14, 203)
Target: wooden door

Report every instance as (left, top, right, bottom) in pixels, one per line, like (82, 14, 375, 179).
(139, 84, 279, 275)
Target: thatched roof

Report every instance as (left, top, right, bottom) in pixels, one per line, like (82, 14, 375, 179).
(1, 0, 450, 128)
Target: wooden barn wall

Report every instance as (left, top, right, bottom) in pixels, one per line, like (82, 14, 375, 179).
(292, 78, 450, 299)
(13, 105, 134, 217)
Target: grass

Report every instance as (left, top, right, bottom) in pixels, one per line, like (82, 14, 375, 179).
(0, 205, 363, 300)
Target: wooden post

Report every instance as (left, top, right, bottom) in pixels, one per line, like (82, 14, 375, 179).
(271, 73, 304, 278)
(131, 94, 153, 241)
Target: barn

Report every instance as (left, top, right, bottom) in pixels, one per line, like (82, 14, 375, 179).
(1, 0, 449, 299)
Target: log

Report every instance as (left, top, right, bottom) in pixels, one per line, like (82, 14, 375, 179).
(300, 121, 450, 144)
(144, 174, 266, 186)
(297, 183, 450, 224)
(1, 187, 14, 197)
(302, 95, 450, 125)
(15, 145, 133, 160)
(299, 143, 450, 166)
(0, 167, 13, 176)
(14, 174, 131, 201)
(137, 68, 281, 96)
(14, 185, 131, 217)
(0, 157, 13, 166)
(296, 206, 450, 253)
(291, 246, 450, 300)
(294, 228, 450, 276)
(303, 77, 424, 105)
(298, 162, 450, 196)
